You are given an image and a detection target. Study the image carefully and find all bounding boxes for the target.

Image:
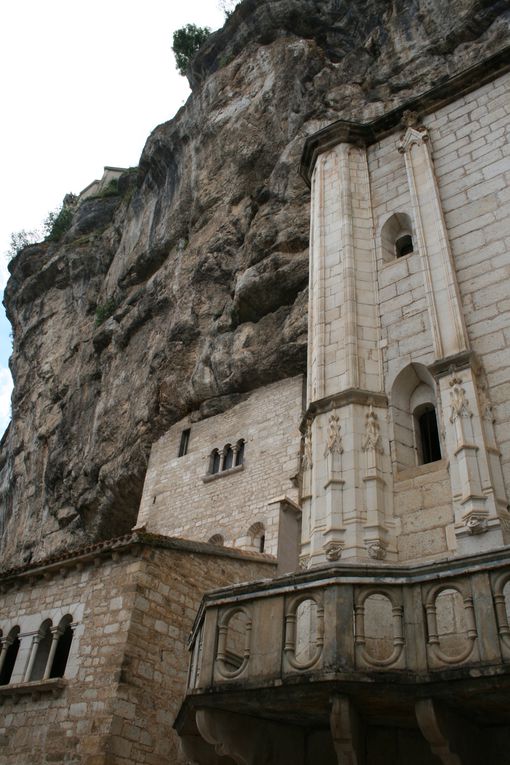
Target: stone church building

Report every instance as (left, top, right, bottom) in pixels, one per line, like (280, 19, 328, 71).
(1, 2, 510, 763)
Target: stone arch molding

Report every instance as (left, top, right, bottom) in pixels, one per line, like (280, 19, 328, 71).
(390, 362, 442, 470)
(424, 581, 477, 665)
(284, 592, 324, 671)
(492, 571, 510, 656)
(215, 606, 252, 679)
(354, 587, 405, 668)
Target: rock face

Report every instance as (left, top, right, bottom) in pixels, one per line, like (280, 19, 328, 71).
(1, 0, 508, 566)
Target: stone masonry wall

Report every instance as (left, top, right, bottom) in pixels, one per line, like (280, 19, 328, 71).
(137, 377, 303, 556)
(364, 70, 510, 561)
(0, 541, 274, 764)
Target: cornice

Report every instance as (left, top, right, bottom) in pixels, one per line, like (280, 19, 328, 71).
(300, 44, 510, 185)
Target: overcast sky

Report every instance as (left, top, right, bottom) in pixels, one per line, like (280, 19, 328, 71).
(0, 0, 229, 436)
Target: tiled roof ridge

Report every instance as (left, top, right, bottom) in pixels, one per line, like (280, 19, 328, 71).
(0, 528, 276, 580)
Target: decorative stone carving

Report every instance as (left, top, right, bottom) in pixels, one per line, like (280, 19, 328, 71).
(477, 383, 494, 422)
(302, 421, 313, 471)
(324, 542, 344, 561)
(367, 541, 387, 560)
(398, 121, 429, 153)
(362, 405, 383, 453)
(449, 375, 472, 422)
(324, 412, 343, 457)
(465, 515, 488, 535)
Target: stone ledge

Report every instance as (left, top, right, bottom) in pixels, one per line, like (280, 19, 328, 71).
(201, 464, 245, 483)
(394, 459, 448, 483)
(0, 677, 66, 703)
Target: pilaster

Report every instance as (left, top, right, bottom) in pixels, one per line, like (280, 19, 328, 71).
(304, 142, 391, 565)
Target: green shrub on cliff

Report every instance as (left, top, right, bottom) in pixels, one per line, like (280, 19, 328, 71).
(172, 24, 211, 75)
(44, 197, 76, 242)
(95, 297, 118, 327)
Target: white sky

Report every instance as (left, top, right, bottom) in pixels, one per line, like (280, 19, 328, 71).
(0, 0, 228, 436)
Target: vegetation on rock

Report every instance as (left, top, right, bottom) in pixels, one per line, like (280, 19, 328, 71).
(172, 24, 211, 76)
(95, 297, 118, 326)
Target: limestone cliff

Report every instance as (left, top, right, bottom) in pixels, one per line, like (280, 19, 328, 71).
(1, 0, 508, 566)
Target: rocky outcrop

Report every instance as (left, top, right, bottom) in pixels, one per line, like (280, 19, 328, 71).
(1, 0, 508, 566)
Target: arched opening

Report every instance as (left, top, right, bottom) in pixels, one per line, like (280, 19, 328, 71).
(391, 364, 442, 470)
(247, 522, 265, 553)
(381, 212, 415, 263)
(208, 534, 225, 547)
(223, 444, 234, 471)
(50, 615, 74, 678)
(209, 449, 220, 474)
(235, 439, 245, 467)
(415, 404, 442, 464)
(29, 619, 52, 681)
(0, 627, 20, 685)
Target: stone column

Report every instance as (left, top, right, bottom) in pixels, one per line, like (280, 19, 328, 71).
(303, 136, 393, 566)
(23, 634, 41, 682)
(0, 639, 8, 676)
(43, 626, 63, 679)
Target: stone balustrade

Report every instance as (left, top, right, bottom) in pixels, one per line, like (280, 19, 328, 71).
(186, 549, 510, 694)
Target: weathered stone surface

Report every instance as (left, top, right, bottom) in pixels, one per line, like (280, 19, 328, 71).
(1, 0, 508, 566)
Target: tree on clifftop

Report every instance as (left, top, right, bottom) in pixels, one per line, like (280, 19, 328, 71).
(172, 24, 211, 76)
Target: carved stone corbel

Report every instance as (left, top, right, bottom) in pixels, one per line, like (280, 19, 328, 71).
(330, 696, 364, 765)
(195, 708, 305, 765)
(416, 698, 481, 765)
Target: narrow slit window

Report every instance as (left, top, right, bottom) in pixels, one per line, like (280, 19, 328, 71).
(235, 439, 245, 466)
(50, 619, 73, 678)
(417, 407, 441, 464)
(223, 445, 234, 471)
(178, 428, 191, 457)
(210, 449, 221, 474)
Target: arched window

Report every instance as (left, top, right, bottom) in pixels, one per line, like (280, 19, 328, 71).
(50, 615, 74, 679)
(223, 444, 234, 471)
(29, 619, 52, 681)
(247, 522, 265, 553)
(209, 449, 220, 474)
(391, 364, 442, 470)
(235, 439, 245, 467)
(0, 627, 20, 685)
(381, 212, 415, 263)
(415, 404, 441, 465)
(208, 534, 225, 546)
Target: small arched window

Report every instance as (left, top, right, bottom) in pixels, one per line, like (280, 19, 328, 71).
(29, 619, 53, 681)
(208, 534, 225, 546)
(209, 449, 220, 474)
(235, 439, 245, 467)
(415, 404, 441, 465)
(248, 522, 265, 553)
(50, 615, 74, 678)
(0, 627, 20, 685)
(381, 212, 415, 263)
(391, 363, 442, 471)
(223, 444, 234, 471)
